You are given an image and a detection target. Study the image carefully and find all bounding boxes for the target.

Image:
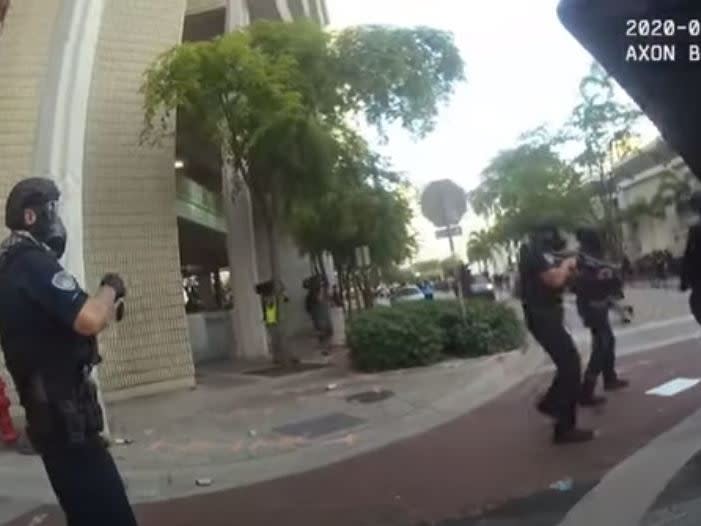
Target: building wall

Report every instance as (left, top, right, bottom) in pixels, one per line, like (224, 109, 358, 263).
(618, 152, 699, 260)
(0, 0, 65, 406)
(82, 0, 195, 399)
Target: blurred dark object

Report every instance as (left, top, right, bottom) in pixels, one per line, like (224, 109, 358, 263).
(255, 280, 275, 296)
(0, 0, 9, 27)
(558, 0, 701, 179)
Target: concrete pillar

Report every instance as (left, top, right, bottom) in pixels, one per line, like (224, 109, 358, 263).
(274, 0, 293, 21)
(29, 0, 111, 433)
(226, 0, 249, 28)
(222, 0, 269, 360)
(222, 166, 269, 359)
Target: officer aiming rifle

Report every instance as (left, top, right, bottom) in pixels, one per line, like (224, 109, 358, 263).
(570, 227, 629, 406)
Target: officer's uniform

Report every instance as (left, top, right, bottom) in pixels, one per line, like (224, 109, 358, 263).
(682, 222, 701, 324)
(573, 260, 621, 398)
(519, 242, 581, 439)
(0, 234, 136, 526)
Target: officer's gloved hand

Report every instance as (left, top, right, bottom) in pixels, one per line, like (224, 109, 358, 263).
(100, 273, 126, 300)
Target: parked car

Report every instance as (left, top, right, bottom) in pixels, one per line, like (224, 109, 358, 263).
(391, 285, 425, 305)
(470, 276, 496, 300)
(433, 281, 457, 301)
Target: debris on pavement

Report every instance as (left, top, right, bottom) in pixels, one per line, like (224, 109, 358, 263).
(549, 477, 574, 492)
(195, 478, 213, 487)
(114, 437, 134, 446)
(326, 383, 338, 391)
(27, 513, 48, 525)
(248, 429, 258, 437)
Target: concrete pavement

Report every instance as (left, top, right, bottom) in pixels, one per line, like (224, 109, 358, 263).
(2, 286, 699, 525)
(6, 337, 701, 526)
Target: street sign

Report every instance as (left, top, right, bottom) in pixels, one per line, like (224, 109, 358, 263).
(421, 179, 467, 228)
(435, 226, 463, 240)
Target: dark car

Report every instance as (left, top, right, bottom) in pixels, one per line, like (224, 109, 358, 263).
(470, 275, 496, 301)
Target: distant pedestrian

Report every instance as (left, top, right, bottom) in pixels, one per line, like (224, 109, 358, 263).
(305, 281, 333, 349)
(681, 192, 701, 324)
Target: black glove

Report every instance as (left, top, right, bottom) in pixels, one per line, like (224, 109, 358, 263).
(100, 273, 126, 300)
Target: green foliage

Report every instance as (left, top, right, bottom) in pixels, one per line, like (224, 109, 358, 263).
(334, 25, 465, 137)
(560, 62, 643, 254)
(348, 306, 445, 372)
(470, 136, 596, 246)
(348, 300, 524, 372)
(141, 20, 464, 355)
(466, 230, 496, 270)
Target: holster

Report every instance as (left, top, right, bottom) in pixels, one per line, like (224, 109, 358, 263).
(24, 367, 103, 450)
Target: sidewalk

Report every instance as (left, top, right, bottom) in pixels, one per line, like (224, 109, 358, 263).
(0, 343, 546, 504)
(0, 287, 696, 514)
(7, 335, 701, 526)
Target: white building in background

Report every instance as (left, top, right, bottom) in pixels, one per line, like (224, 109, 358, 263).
(614, 138, 700, 260)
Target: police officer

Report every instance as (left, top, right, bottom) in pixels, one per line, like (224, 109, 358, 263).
(0, 178, 137, 526)
(519, 222, 594, 444)
(681, 191, 701, 324)
(573, 227, 629, 406)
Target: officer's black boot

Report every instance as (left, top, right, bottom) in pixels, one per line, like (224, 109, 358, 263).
(579, 376, 606, 407)
(554, 427, 596, 444)
(604, 375, 629, 392)
(536, 396, 558, 419)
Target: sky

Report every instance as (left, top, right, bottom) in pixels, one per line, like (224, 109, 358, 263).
(325, 0, 657, 263)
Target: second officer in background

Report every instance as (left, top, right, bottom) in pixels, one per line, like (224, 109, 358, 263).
(573, 227, 629, 406)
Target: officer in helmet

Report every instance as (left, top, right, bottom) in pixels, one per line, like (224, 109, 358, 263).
(681, 191, 701, 324)
(573, 227, 628, 406)
(519, 221, 594, 444)
(0, 178, 136, 525)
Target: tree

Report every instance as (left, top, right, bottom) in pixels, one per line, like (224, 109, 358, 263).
(470, 133, 596, 246)
(142, 21, 463, 362)
(561, 62, 642, 255)
(466, 230, 495, 272)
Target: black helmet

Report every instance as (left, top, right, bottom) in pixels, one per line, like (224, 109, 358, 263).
(575, 226, 603, 255)
(5, 178, 60, 231)
(531, 219, 566, 251)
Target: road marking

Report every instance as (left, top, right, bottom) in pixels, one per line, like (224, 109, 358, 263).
(646, 378, 701, 397)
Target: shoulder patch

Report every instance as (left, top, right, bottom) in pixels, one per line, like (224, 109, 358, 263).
(543, 253, 555, 265)
(51, 271, 77, 292)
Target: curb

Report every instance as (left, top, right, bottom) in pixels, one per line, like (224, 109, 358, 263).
(0, 344, 547, 504)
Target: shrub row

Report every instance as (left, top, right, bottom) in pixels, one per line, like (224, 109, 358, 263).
(347, 300, 524, 372)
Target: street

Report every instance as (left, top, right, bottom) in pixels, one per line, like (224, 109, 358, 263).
(6, 335, 701, 526)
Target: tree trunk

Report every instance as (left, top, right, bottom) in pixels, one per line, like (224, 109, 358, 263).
(263, 189, 292, 367)
(336, 263, 347, 314)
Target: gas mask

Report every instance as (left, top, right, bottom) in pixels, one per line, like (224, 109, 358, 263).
(532, 226, 566, 253)
(29, 200, 67, 259)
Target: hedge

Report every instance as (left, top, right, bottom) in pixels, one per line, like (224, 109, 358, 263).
(347, 300, 524, 372)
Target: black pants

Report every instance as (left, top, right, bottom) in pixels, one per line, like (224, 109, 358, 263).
(691, 289, 701, 326)
(41, 439, 137, 526)
(583, 308, 617, 387)
(524, 305, 581, 435)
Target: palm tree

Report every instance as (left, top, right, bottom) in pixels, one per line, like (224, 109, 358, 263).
(467, 230, 495, 273)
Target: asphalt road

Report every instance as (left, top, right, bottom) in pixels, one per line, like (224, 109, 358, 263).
(7, 339, 701, 526)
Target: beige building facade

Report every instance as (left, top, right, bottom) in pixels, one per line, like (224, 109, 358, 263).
(615, 138, 699, 260)
(0, 0, 328, 404)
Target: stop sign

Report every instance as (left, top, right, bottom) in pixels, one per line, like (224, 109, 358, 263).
(420, 179, 467, 228)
